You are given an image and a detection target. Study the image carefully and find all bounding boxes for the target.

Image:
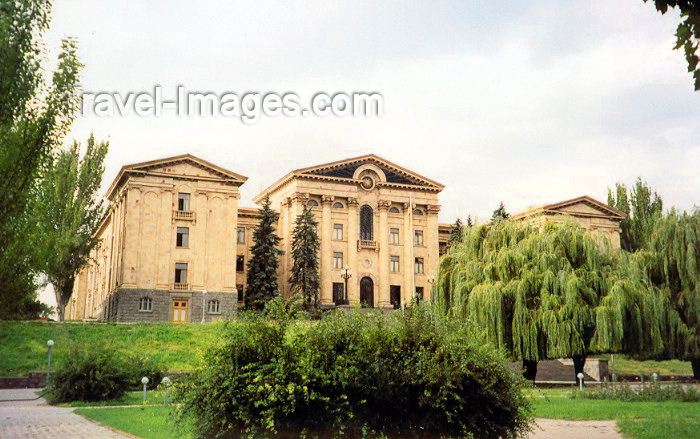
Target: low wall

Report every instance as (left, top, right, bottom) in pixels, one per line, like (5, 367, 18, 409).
(0, 372, 46, 389)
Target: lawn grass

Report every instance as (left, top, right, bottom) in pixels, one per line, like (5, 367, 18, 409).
(57, 390, 174, 407)
(75, 406, 192, 439)
(603, 355, 693, 377)
(530, 387, 700, 439)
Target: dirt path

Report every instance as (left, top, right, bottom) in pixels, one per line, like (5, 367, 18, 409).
(529, 418, 622, 438)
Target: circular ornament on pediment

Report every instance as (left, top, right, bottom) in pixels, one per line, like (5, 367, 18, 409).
(360, 175, 375, 191)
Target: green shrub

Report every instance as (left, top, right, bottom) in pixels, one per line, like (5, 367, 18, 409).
(574, 383, 699, 402)
(177, 306, 532, 438)
(46, 343, 167, 403)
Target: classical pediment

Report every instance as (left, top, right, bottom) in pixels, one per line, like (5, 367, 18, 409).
(293, 154, 444, 190)
(106, 154, 247, 199)
(542, 196, 626, 220)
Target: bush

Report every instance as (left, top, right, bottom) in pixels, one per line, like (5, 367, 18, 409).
(177, 306, 532, 438)
(574, 383, 699, 402)
(46, 343, 167, 403)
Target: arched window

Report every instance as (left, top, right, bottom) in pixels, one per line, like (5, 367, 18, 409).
(360, 205, 373, 240)
(139, 297, 152, 312)
(207, 299, 220, 314)
(307, 199, 319, 207)
(332, 202, 344, 209)
(413, 208, 424, 216)
(389, 207, 400, 214)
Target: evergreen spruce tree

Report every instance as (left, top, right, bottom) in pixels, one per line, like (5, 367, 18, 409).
(435, 220, 663, 383)
(289, 206, 321, 307)
(245, 196, 282, 310)
(447, 218, 464, 249)
(466, 215, 474, 227)
(491, 202, 510, 222)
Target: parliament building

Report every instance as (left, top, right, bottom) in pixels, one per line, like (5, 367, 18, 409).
(65, 154, 625, 323)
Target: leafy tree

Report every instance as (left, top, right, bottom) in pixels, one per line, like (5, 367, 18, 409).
(643, 0, 700, 90)
(607, 178, 663, 252)
(245, 196, 282, 309)
(33, 135, 109, 321)
(466, 214, 474, 227)
(289, 206, 320, 307)
(435, 221, 662, 383)
(0, 0, 83, 318)
(492, 202, 510, 222)
(448, 218, 464, 248)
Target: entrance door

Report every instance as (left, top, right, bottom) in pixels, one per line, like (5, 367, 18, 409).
(172, 300, 189, 323)
(360, 277, 374, 308)
(390, 285, 401, 309)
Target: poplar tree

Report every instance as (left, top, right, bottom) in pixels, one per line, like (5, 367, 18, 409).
(608, 178, 663, 252)
(245, 196, 282, 310)
(289, 206, 321, 307)
(434, 221, 662, 383)
(34, 135, 109, 321)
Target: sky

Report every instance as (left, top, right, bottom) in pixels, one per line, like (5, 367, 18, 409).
(37, 0, 699, 311)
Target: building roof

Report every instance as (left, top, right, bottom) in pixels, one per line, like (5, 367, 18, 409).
(511, 195, 627, 221)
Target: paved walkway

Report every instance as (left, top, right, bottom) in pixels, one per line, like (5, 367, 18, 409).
(0, 389, 130, 438)
(529, 418, 622, 438)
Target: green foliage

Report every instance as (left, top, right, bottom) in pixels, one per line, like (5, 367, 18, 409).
(33, 134, 109, 321)
(573, 382, 699, 402)
(46, 342, 167, 403)
(435, 221, 664, 366)
(289, 206, 321, 307)
(176, 307, 532, 438)
(0, 0, 83, 319)
(491, 201, 509, 222)
(607, 177, 663, 252)
(448, 218, 464, 249)
(245, 196, 282, 310)
(644, 1, 700, 90)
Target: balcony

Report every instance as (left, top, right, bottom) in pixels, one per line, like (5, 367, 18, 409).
(173, 283, 190, 291)
(173, 210, 195, 221)
(357, 240, 378, 251)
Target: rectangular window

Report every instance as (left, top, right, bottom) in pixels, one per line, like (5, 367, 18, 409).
(236, 255, 245, 272)
(333, 282, 345, 305)
(414, 257, 424, 274)
(414, 230, 424, 246)
(390, 285, 401, 309)
(139, 297, 152, 311)
(333, 252, 343, 269)
(236, 284, 244, 302)
(177, 193, 190, 211)
(176, 227, 189, 248)
(390, 255, 400, 273)
(237, 227, 245, 244)
(174, 263, 188, 284)
(207, 300, 220, 314)
(415, 286, 424, 302)
(390, 228, 400, 244)
(333, 223, 343, 241)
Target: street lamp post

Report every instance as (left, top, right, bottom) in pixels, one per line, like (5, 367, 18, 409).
(141, 376, 149, 403)
(341, 266, 352, 305)
(46, 340, 54, 386)
(427, 273, 436, 298)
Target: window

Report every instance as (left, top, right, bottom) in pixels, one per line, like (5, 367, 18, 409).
(176, 227, 189, 247)
(207, 300, 220, 314)
(333, 252, 343, 269)
(390, 255, 400, 273)
(389, 206, 400, 214)
(178, 193, 190, 211)
(139, 297, 152, 312)
(390, 286, 401, 309)
(307, 199, 319, 207)
(360, 205, 373, 240)
(174, 263, 188, 284)
(390, 228, 400, 244)
(237, 227, 245, 244)
(236, 255, 245, 272)
(413, 230, 424, 247)
(333, 282, 345, 305)
(333, 202, 344, 209)
(415, 286, 424, 302)
(413, 208, 424, 216)
(333, 223, 343, 240)
(236, 284, 244, 301)
(414, 257, 424, 274)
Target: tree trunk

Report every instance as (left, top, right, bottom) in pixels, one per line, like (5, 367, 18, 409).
(53, 280, 74, 322)
(691, 358, 700, 380)
(573, 354, 586, 386)
(522, 360, 538, 382)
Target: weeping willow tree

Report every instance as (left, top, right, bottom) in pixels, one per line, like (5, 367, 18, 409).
(435, 220, 663, 383)
(630, 209, 699, 377)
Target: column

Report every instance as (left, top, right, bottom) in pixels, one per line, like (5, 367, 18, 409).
(347, 198, 359, 303)
(378, 200, 390, 308)
(426, 205, 440, 301)
(402, 202, 413, 305)
(320, 195, 334, 304)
